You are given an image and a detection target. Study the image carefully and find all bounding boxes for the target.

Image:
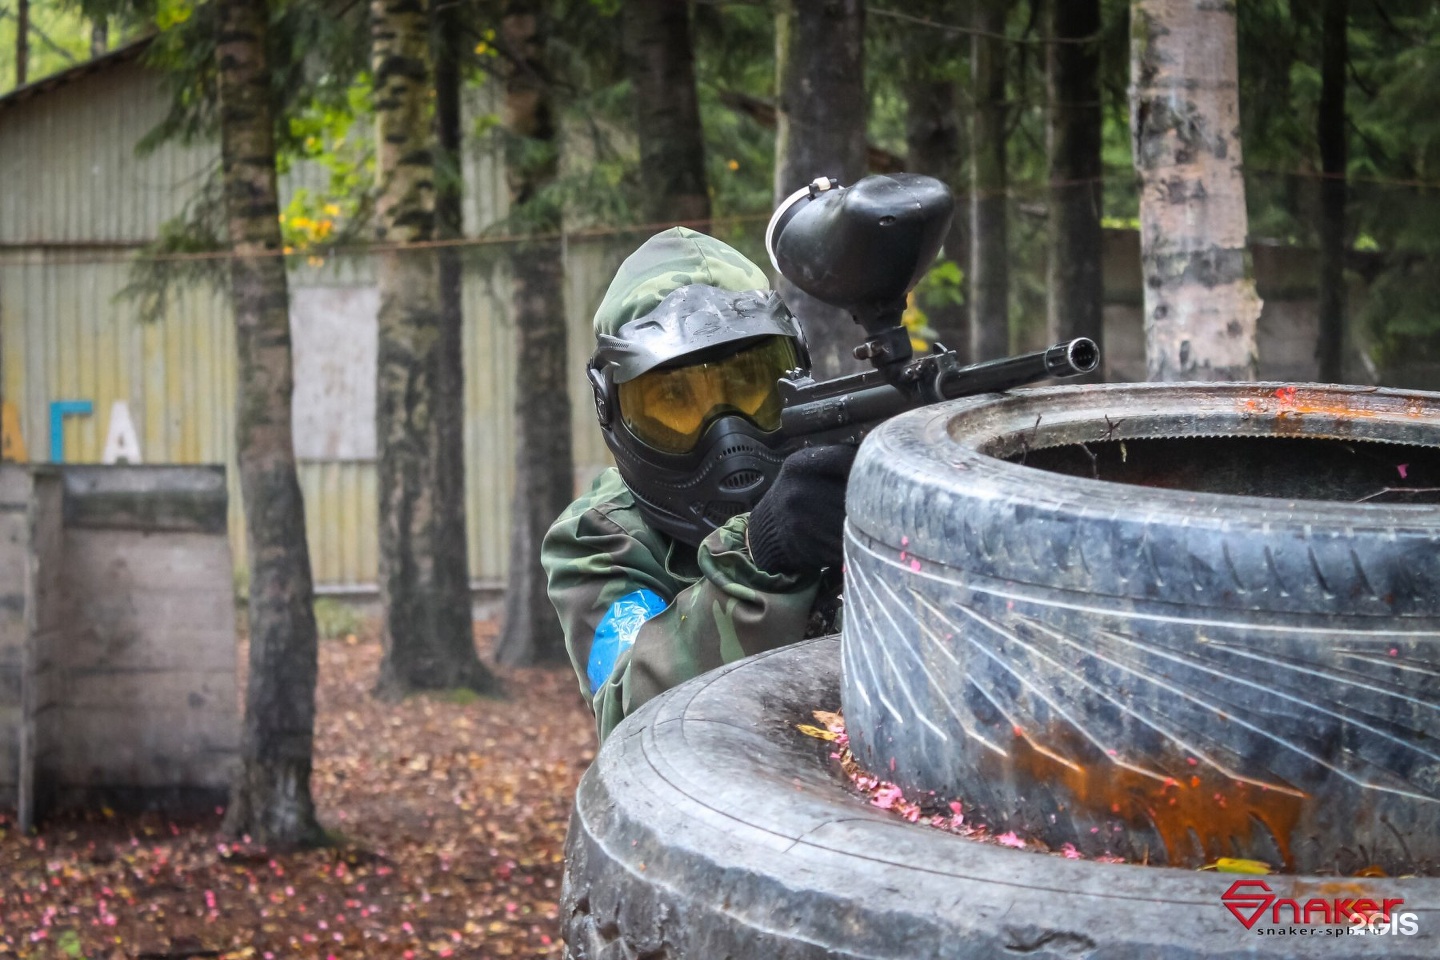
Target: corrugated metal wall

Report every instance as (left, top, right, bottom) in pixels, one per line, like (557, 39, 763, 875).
(0, 58, 623, 589)
(0, 61, 214, 245)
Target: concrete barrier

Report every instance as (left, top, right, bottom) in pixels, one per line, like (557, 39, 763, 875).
(0, 464, 238, 829)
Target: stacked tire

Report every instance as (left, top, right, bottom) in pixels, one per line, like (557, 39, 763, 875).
(562, 382, 1440, 957)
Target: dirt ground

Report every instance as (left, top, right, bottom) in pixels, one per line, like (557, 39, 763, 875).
(0, 623, 597, 960)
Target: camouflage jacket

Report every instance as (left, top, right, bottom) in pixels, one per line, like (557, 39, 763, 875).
(543, 468, 828, 742)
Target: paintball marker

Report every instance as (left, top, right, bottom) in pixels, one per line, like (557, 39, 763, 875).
(766, 174, 1100, 447)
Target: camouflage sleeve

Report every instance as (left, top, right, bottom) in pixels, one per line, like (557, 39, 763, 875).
(542, 490, 819, 743)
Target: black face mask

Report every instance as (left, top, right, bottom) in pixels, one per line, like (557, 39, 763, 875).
(602, 409, 792, 547)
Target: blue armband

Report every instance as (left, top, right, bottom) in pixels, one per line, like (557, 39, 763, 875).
(587, 588, 668, 693)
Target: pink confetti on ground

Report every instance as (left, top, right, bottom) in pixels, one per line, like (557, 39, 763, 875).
(1398, 464, 1409, 479)
(909, 559, 922, 572)
(813, 711, 1129, 865)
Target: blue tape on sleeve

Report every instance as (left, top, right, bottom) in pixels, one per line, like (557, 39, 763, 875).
(587, 588, 668, 693)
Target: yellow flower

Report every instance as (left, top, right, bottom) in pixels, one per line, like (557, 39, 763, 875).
(727, 159, 740, 172)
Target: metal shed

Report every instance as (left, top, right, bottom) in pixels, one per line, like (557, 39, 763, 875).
(0, 41, 620, 601)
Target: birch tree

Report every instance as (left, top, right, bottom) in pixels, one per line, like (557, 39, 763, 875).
(494, 1, 572, 666)
(372, 0, 494, 695)
(214, 0, 323, 848)
(1130, 0, 1260, 381)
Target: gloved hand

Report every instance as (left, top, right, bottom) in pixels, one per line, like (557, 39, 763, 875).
(747, 444, 858, 577)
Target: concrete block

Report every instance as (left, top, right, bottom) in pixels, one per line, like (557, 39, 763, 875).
(65, 667, 238, 716)
(30, 477, 64, 637)
(0, 465, 32, 509)
(2, 463, 240, 820)
(0, 703, 18, 786)
(64, 528, 237, 594)
(65, 602, 237, 673)
(53, 706, 238, 790)
(0, 655, 21, 706)
(62, 466, 227, 534)
(0, 511, 30, 593)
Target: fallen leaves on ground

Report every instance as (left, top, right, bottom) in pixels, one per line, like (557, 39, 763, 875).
(0, 622, 597, 960)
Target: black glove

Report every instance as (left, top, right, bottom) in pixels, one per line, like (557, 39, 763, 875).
(748, 444, 858, 577)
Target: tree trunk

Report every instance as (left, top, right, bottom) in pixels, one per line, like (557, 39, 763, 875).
(432, 0, 485, 670)
(214, 0, 323, 850)
(970, 0, 1010, 362)
(1316, 0, 1347, 383)
(91, 17, 108, 58)
(372, 0, 493, 696)
(775, 0, 867, 379)
(622, 0, 710, 228)
(902, 1, 968, 360)
(494, 5, 572, 667)
(1046, 0, 1104, 375)
(1130, 0, 1260, 382)
(16, 0, 29, 86)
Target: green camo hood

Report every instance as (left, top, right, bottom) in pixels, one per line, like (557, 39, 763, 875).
(592, 227, 771, 339)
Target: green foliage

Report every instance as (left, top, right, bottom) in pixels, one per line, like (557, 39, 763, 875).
(916, 259, 965, 309)
(1344, 2, 1440, 363)
(694, 0, 775, 222)
(0, 0, 94, 94)
(314, 597, 362, 640)
(279, 77, 375, 251)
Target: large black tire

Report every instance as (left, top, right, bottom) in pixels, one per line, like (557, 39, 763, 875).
(561, 637, 1440, 959)
(842, 382, 1440, 875)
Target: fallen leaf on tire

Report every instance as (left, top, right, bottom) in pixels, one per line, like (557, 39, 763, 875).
(1202, 857, 1272, 875)
(796, 724, 838, 742)
(812, 710, 844, 729)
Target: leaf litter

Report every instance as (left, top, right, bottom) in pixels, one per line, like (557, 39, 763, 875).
(0, 621, 596, 960)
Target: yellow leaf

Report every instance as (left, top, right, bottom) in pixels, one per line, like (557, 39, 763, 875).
(1204, 857, 1271, 875)
(795, 724, 837, 742)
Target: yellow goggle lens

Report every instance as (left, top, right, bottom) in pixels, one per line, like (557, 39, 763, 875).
(618, 337, 797, 454)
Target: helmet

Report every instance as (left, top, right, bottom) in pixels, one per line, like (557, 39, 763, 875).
(588, 230, 809, 546)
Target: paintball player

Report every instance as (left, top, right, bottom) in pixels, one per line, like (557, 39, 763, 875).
(542, 227, 853, 742)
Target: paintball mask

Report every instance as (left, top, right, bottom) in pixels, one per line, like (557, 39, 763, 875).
(589, 284, 809, 546)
